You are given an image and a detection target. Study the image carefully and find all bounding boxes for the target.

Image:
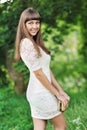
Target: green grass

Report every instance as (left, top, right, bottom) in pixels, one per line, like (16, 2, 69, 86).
(0, 87, 33, 130)
(0, 86, 87, 130)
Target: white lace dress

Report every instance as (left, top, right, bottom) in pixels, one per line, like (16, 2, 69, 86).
(20, 38, 61, 119)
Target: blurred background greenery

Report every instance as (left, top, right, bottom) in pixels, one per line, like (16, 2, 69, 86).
(0, 0, 87, 130)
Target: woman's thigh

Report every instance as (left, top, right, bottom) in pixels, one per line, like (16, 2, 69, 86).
(33, 117, 47, 130)
(50, 113, 66, 130)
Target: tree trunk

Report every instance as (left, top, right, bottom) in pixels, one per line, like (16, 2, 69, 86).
(6, 51, 26, 94)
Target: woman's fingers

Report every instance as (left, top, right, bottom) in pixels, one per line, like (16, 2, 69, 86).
(61, 91, 70, 102)
(57, 91, 70, 110)
(58, 94, 69, 108)
(58, 97, 68, 112)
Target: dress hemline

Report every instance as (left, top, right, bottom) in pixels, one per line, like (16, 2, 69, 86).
(31, 112, 62, 120)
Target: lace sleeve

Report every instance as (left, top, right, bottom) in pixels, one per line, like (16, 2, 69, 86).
(20, 38, 41, 71)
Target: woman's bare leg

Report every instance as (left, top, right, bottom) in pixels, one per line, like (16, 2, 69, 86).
(51, 113, 66, 130)
(33, 118, 47, 130)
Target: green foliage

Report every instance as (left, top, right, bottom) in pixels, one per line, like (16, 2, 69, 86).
(0, 65, 12, 88)
(0, 0, 87, 49)
(0, 0, 87, 91)
(43, 23, 87, 94)
(13, 61, 29, 85)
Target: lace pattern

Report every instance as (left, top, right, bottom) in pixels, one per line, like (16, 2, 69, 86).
(20, 38, 41, 71)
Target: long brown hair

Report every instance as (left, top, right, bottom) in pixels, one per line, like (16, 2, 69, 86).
(14, 7, 50, 61)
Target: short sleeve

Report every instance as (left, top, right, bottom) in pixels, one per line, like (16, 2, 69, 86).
(20, 38, 41, 71)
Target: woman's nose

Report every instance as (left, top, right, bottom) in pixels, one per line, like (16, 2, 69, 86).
(32, 23, 37, 28)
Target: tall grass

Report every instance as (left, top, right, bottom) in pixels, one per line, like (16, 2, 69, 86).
(0, 86, 87, 130)
(47, 89, 87, 130)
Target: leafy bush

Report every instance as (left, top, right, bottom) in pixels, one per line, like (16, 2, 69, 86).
(0, 65, 12, 88)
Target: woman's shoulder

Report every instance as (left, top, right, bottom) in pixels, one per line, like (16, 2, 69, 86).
(21, 38, 32, 44)
(20, 38, 33, 48)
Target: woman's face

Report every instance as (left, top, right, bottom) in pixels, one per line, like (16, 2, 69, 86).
(25, 20, 40, 37)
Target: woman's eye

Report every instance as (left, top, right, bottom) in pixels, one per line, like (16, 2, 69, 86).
(27, 21, 40, 25)
(36, 21, 40, 24)
(28, 22, 33, 25)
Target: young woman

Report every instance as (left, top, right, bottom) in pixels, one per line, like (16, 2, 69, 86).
(14, 7, 70, 130)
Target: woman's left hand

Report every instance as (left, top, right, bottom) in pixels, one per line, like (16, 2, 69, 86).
(58, 90, 70, 108)
(59, 90, 70, 101)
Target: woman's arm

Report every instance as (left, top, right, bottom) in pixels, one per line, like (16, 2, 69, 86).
(34, 68, 70, 108)
(50, 70, 63, 92)
(50, 70, 70, 102)
(34, 68, 59, 98)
